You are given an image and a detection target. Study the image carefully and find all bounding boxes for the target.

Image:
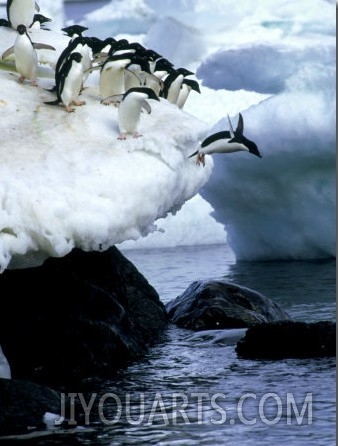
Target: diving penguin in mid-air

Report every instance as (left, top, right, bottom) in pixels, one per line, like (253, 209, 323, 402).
(1, 24, 55, 85)
(189, 113, 262, 166)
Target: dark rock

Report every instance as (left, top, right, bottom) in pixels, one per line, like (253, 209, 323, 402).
(0, 247, 167, 387)
(0, 378, 62, 435)
(236, 320, 336, 359)
(166, 280, 290, 331)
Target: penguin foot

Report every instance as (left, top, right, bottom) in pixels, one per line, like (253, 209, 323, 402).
(18, 76, 25, 84)
(73, 100, 86, 107)
(65, 106, 75, 113)
(133, 132, 142, 139)
(101, 98, 112, 105)
(196, 153, 205, 167)
(118, 133, 127, 140)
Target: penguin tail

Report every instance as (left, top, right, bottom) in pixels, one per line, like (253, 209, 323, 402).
(44, 85, 57, 93)
(188, 150, 199, 158)
(44, 99, 61, 106)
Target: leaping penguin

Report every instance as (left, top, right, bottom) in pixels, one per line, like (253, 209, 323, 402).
(189, 113, 262, 166)
(1, 24, 55, 85)
(107, 87, 160, 140)
(7, 0, 39, 29)
(44, 52, 85, 112)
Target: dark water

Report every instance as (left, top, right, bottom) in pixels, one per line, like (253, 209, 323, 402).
(0, 244, 335, 445)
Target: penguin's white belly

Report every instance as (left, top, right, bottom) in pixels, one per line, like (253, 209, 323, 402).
(14, 39, 37, 80)
(99, 67, 125, 99)
(167, 74, 183, 104)
(79, 45, 92, 82)
(202, 139, 248, 155)
(10, 0, 35, 28)
(61, 64, 83, 106)
(176, 84, 190, 109)
(118, 101, 142, 134)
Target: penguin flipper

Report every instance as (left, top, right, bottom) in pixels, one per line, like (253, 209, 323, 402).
(44, 85, 57, 93)
(141, 100, 151, 114)
(83, 65, 101, 75)
(101, 94, 124, 105)
(2, 46, 14, 60)
(33, 43, 56, 51)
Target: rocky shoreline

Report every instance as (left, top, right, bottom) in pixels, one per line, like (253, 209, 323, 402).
(0, 247, 335, 435)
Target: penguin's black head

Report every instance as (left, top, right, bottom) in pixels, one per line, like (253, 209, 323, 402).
(245, 139, 262, 158)
(33, 14, 51, 24)
(125, 87, 160, 102)
(177, 67, 194, 77)
(144, 88, 161, 101)
(17, 24, 27, 35)
(62, 25, 88, 37)
(71, 52, 83, 63)
(143, 49, 162, 61)
(155, 58, 174, 72)
(183, 79, 201, 93)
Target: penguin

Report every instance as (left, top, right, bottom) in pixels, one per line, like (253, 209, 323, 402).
(7, 0, 39, 29)
(189, 113, 262, 166)
(29, 13, 51, 30)
(112, 87, 160, 140)
(91, 53, 139, 105)
(1, 24, 55, 85)
(176, 78, 201, 109)
(61, 25, 92, 86)
(44, 52, 85, 113)
(161, 67, 194, 104)
(61, 25, 88, 38)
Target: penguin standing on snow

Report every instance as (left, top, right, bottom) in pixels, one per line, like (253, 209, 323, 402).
(7, 0, 39, 29)
(176, 78, 201, 109)
(189, 113, 262, 166)
(161, 67, 194, 104)
(44, 52, 85, 112)
(1, 24, 55, 85)
(109, 87, 160, 140)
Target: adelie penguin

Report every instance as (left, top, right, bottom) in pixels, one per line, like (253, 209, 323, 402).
(176, 78, 201, 109)
(29, 13, 52, 30)
(7, 0, 39, 29)
(189, 113, 262, 166)
(44, 52, 85, 113)
(1, 24, 55, 86)
(161, 67, 194, 105)
(106, 87, 160, 140)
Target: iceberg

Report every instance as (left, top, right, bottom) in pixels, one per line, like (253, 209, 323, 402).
(0, 27, 212, 272)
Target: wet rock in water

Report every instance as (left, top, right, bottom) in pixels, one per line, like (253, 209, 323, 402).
(0, 378, 62, 435)
(166, 280, 290, 331)
(236, 320, 336, 359)
(0, 247, 168, 387)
